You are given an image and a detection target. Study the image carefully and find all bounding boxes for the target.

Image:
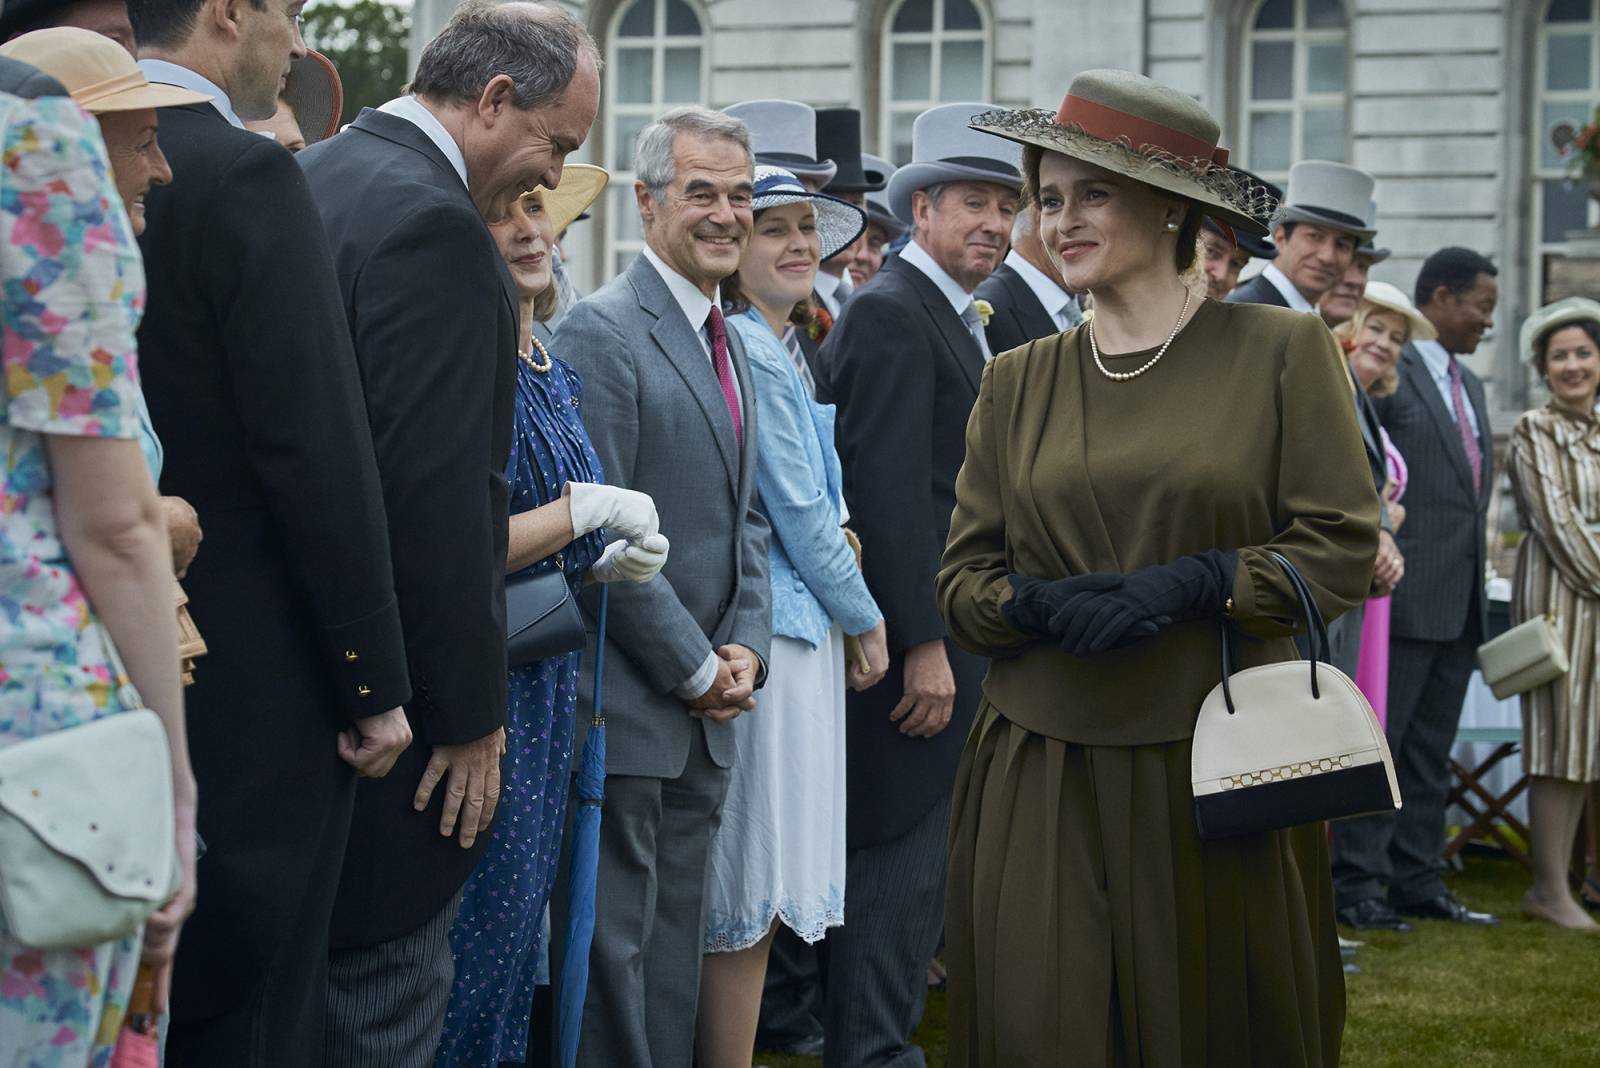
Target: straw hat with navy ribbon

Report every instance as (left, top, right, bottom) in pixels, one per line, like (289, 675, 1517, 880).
(888, 102, 1022, 224)
(969, 69, 1277, 237)
(751, 165, 866, 260)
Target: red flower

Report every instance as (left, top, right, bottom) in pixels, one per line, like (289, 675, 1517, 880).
(807, 303, 834, 342)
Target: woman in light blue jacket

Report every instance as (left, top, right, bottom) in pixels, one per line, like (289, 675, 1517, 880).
(697, 167, 888, 1067)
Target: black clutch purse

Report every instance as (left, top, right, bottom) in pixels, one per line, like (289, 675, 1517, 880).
(506, 569, 587, 668)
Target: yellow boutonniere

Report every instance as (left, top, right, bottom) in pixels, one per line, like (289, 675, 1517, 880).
(974, 298, 994, 327)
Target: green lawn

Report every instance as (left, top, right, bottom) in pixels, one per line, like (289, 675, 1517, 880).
(758, 855, 1600, 1068)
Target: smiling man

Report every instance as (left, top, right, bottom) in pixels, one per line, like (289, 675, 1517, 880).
(1227, 159, 1375, 312)
(295, 4, 600, 1064)
(813, 102, 1019, 1068)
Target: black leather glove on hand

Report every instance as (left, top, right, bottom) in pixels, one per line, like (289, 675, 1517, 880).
(1053, 550, 1238, 658)
(1002, 572, 1123, 636)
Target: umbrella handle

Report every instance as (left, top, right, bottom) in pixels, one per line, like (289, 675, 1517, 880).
(592, 585, 607, 721)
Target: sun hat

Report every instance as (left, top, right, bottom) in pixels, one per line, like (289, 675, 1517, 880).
(1519, 297, 1600, 366)
(722, 99, 836, 186)
(888, 102, 1022, 224)
(817, 108, 885, 194)
(1276, 160, 1376, 242)
(750, 165, 866, 261)
(528, 164, 609, 238)
(0, 27, 210, 112)
(1358, 280, 1436, 342)
(969, 69, 1274, 236)
(284, 49, 343, 145)
(859, 152, 906, 240)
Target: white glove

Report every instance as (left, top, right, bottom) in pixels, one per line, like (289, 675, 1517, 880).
(590, 533, 670, 585)
(567, 482, 659, 541)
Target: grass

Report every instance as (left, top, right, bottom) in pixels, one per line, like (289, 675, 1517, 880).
(757, 855, 1600, 1068)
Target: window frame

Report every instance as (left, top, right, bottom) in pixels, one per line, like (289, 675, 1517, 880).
(1530, 0, 1600, 277)
(877, 0, 992, 165)
(1238, 0, 1352, 182)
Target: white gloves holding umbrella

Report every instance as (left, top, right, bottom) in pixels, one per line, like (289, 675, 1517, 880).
(566, 482, 670, 585)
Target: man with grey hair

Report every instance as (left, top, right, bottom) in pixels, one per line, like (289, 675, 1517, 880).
(551, 104, 770, 1068)
(975, 202, 1082, 355)
(297, 3, 599, 1064)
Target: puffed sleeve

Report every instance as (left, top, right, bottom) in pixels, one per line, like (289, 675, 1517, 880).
(1, 97, 144, 439)
(938, 356, 1034, 658)
(1228, 312, 1381, 636)
(1508, 411, 1600, 598)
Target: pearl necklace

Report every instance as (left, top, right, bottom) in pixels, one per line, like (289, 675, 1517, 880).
(518, 332, 553, 374)
(1089, 289, 1193, 382)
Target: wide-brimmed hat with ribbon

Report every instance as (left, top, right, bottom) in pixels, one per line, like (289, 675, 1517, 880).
(888, 102, 1022, 224)
(860, 152, 907, 239)
(817, 107, 886, 194)
(751, 165, 866, 261)
(529, 164, 609, 237)
(284, 49, 343, 145)
(1520, 297, 1600, 366)
(722, 99, 836, 186)
(1358, 280, 1436, 342)
(970, 69, 1275, 237)
(1276, 160, 1376, 242)
(0, 27, 211, 112)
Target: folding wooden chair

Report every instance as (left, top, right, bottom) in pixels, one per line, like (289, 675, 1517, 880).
(1444, 725, 1531, 869)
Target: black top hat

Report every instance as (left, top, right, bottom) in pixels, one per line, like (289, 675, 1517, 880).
(1, 0, 76, 40)
(817, 108, 886, 194)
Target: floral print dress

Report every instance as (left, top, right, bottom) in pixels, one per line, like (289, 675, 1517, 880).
(0, 94, 151, 1067)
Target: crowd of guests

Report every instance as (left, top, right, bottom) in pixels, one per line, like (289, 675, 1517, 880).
(0, 2, 1597, 1068)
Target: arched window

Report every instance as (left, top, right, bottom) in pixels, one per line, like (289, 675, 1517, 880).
(602, 0, 707, 278)
(1239, 0, 1350, 182)
(879, 0, 990, 165)
(1532, 0, 1600, 267)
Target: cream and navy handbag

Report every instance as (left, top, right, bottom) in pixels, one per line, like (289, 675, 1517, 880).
(1476, 614, 1569, 701)
(1191, 551, 1401, 840)
(0, 634, 180, 949)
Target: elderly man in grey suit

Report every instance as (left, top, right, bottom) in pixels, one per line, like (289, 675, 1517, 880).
(553, 105, 770, 1068)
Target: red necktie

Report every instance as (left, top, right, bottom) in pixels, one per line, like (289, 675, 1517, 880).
(707, 305, 743, 452)
(1447, 356, 1482, 495)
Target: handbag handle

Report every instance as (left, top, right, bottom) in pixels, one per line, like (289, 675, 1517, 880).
(1218, 549, 1327, 714)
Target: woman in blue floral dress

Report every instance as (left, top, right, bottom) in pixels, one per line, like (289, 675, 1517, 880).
(436, 168, 669, 1068)
(0, 93, 195, 1067)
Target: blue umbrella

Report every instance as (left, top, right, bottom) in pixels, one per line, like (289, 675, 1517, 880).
(559, 585, 607, 1068)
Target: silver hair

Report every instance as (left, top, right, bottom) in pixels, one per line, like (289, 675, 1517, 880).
(411, 1, 601, 110)
(635, 107, 753, 196)
(911, 183, 952, 241)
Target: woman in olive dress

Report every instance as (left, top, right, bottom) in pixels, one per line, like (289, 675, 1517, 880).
(937, 70, 1379, 1066)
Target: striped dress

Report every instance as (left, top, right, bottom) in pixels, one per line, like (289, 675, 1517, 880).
(1508, 403, 1600, 783)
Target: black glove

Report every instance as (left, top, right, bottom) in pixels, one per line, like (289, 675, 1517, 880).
(1053, 550, 1237, 658)
(1002, 572, 1122, 636)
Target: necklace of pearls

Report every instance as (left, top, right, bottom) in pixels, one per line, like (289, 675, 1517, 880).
(1088, 289, 1193, 382)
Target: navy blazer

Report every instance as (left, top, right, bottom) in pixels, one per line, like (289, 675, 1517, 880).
(1226, 272, 1292, 308)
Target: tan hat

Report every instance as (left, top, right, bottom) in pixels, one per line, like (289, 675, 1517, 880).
(1520, 297, 1600, 366)
(1359, 280, 1436, 342)
(0, 27, 210, 113)
(970, 68, 1276, 236)
(527, 164, 608, 237)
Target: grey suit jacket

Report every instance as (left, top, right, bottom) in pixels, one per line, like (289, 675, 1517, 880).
(1373, 343, 1493, 642)
(557, 253, 772, 779)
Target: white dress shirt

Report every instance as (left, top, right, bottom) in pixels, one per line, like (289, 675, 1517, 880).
(137, 60, 243, 129)
(1261, 262, 1316, 313)
(1003, 248, 1080, 330)
(639, 246, 745, 700)
(1412, 338, 1482, 439)
(377, 96, 468, 188)
(814, 269, 848, 317)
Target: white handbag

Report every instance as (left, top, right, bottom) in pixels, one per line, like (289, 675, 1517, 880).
(0, 703, 180, 949)
(1191, 551, 1401, 840)
(1476, 614, 1569, 701)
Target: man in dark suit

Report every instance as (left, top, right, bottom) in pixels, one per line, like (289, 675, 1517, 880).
(1227, 159, 1371, 311)
(816, 102, 1019, 1068)
(975, 202, 1080, 355)
(1, 0, 135, 53)
(295, 4, 599, 1063)
(126, 0, 413, 1061)
(1334, 247, 1502, 930)
(551, 106, 770, 1068)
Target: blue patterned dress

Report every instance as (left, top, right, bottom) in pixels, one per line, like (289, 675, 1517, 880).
(436, 352, 604, 1067)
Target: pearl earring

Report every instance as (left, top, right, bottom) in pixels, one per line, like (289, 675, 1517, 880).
(1163, 220, 1180, 232)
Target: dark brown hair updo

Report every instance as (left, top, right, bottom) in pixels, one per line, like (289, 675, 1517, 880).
(1533, 318, 1600, 377)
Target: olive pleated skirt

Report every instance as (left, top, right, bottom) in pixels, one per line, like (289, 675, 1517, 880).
(945, 703, 1344, 1067)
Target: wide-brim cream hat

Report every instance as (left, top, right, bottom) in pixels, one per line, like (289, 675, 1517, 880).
(0, 27, 210, 112)
(1359, 280, 1436, 342)
(969, 68, 1276, 236)
(1519, 297, 1600, 366)
(529, 164, 608, 237)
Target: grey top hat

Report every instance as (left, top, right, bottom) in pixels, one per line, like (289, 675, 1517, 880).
(887, 102, 1022, 224)
(1356, 199, 1390, 265)
(861, 152, 907, 238)
(1277, 160, 1377, 242)
(721, 99, 836, 186)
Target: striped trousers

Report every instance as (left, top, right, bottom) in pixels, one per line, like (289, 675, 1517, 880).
(324, 893, 462, 1068)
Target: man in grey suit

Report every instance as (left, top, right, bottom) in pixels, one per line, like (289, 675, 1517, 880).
(1333, 247, 1501, 930)
(552, 105, 771, 1068)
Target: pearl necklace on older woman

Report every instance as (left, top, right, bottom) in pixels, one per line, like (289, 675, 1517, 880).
(518, 332, 552, 374)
